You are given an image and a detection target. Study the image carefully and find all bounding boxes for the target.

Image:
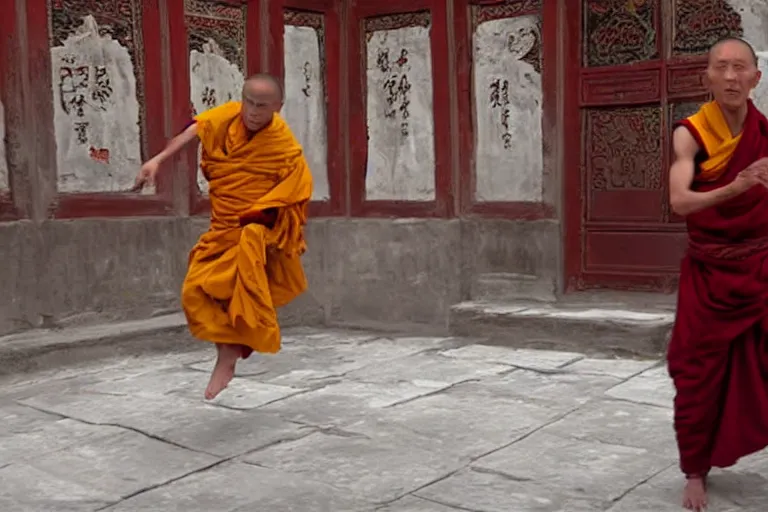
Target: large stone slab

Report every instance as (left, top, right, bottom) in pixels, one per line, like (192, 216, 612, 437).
(416, 468, 606, 512)
(0, 418, 115, 465)
(344, 380, 563, 460)
(441, 344, 584, 371)
(471, 431, 671, 503)
(0, 402, 61, 435)
(19, 391, 309, 457)
(485, 369, 622, 411)
(187, 334, 446, 387)
(0, 462, 117, 511)
(542, 399, 676, 454)
(604, 366, 674, 408)
(260, 379, 451, 427)
(25, 429, 218, 498)
(242, 430, 463, 503)
(84, 367, 304, 410)
(450, 300, 673, 357)
(107, 461, 372, 512)
(345, 352, 510, 387)
(561, 357, 660, 379)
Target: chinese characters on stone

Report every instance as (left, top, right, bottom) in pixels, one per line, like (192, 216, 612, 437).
(489, 78, 512, 150)
(58, 53, 114, 155)
(377, 48, 412, 137)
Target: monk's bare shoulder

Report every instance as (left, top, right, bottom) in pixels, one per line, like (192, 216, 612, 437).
(671, 125, 700, 160)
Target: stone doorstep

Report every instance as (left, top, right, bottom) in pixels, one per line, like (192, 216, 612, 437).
(449, 300, 675, 358)
(0, 313, 191, 377)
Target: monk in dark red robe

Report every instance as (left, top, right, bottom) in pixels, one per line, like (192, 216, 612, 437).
(668, 37, 768, 511)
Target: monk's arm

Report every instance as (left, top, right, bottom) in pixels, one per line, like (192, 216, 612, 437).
(669, 127, 746, 216)
(145, 122, 199, 167)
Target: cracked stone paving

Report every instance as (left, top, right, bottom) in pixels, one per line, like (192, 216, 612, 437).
(1, 328, 766, 511)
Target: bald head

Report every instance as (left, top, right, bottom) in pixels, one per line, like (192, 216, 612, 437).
(709, 36, 758, 67)
(243, 73, 284, 102)
(240, 73, 283, 131)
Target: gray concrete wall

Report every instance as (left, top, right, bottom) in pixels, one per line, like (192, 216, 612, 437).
(0, 217, 559, 336)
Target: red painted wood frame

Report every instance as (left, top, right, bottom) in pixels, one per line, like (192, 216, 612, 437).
(562, 0, 709, 291)
(348, 0, 454, 217)
(268, 0, 345, 217)
(0, 0, 22, 220)
(46, 0, 172, 218)
(167, 0, 263, 217)
(455, 0, 557, 220)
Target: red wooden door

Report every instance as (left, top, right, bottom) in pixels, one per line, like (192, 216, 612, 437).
(563, 0, 743, 291)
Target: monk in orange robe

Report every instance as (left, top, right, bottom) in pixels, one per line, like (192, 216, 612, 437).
(135, 74, 312, 399)
(668, 38, 768, 511)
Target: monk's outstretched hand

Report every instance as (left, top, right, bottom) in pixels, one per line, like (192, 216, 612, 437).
(134, 160, 159, 191)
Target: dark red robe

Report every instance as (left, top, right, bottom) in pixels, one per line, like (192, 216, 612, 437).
(668, 100, 768, 477)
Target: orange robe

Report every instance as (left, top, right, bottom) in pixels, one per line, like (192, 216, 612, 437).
(181, 102, 312, 356)
(668, 100, 768, 477)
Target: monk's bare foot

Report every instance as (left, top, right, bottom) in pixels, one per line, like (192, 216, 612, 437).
(683, 476, 707, 511)
(204, 344, 239, 400)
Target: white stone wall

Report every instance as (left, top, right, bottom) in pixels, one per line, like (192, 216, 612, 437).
(473, 16, 542, 203)
(282, 25, 329, 201)
(755, 52, 768, 113)
(365, 26, 435, 201)
(729, 0, 768, 50)
(0, 100, 7, 191)
(190, 39, 244, 195)
(738, 1, 768, 114)
(51, 16, 142, 193)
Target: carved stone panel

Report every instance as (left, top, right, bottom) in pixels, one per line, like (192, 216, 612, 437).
(584, 106, 662, 191)
(364, 12, 435, 201)
(672, 0, 742, 56)
(583, 0, 659, 68)
(473, 14, 543, 202)
(185, 0, 247, 195)
(50, 11, 143, 193)
(283, 10, 329, 201)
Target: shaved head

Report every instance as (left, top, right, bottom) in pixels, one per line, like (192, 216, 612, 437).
(240, 73, 283, 131)
(709, 36, 758, 67)
(243, 73, 284, 102)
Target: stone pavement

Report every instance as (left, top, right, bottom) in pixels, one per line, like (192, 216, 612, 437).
(1, 328, 766, 511)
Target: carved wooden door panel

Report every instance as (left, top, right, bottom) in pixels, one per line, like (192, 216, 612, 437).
(566, 0, 742, 291)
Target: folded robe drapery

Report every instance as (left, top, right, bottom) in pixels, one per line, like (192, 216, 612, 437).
(181, 102, 312, 355)
(668, 99, 768, 476)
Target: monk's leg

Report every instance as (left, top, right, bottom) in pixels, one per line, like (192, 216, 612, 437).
(668, 265, 726, 511)
(205, 343, 241, 400)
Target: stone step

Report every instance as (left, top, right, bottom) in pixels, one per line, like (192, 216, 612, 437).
(449, 297, 675, 358)
(471, 272, 556, 302)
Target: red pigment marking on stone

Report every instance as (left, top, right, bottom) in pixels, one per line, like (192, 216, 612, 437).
(89, 147, 110, 164)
